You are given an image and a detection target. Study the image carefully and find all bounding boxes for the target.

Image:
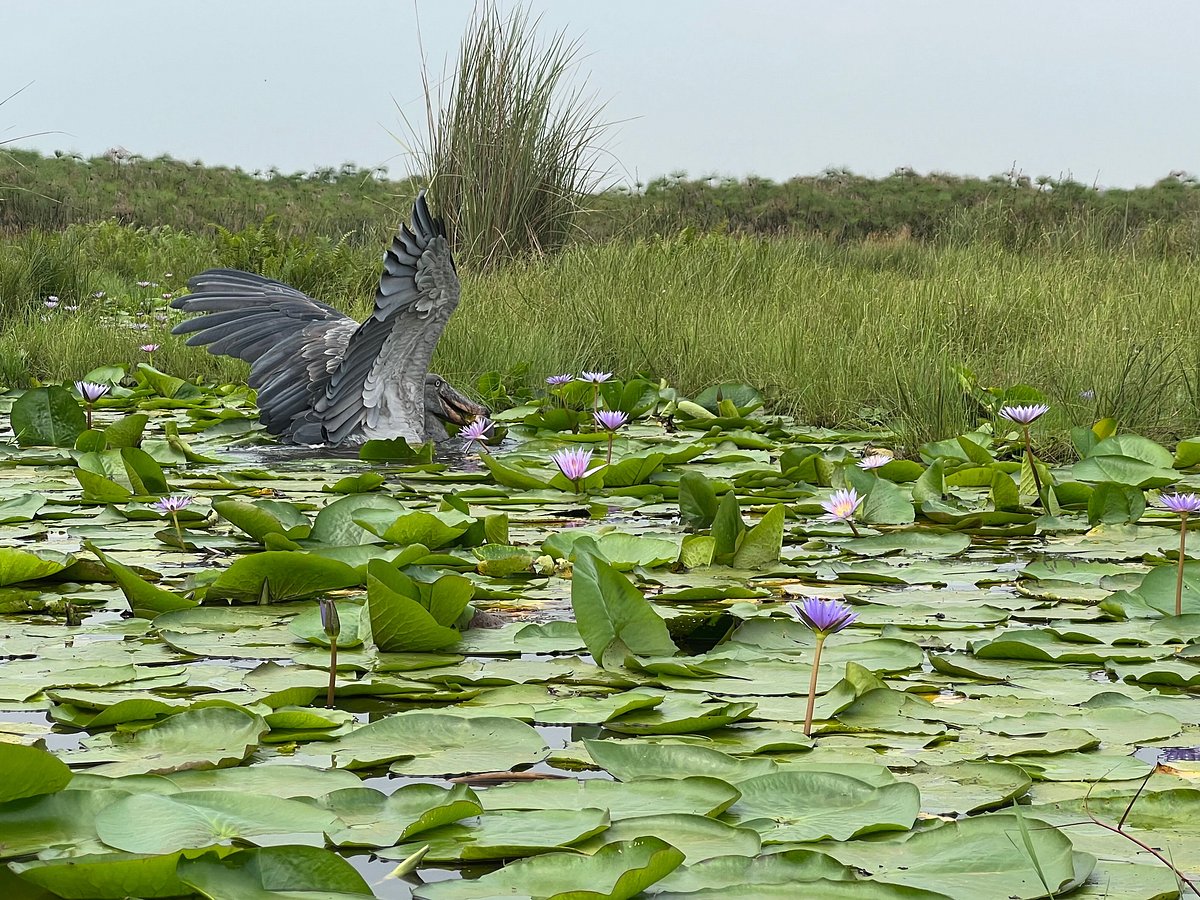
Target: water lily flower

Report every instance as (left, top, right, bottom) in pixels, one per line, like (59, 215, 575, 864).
(594, 409, 628, 463)
(1160, 492, 1200, 617)
(789, 597, 857, 736)
(460, 417, 494, 452)
(161, 292, 173, 300)
(92, 291, 106, 299)
(999, 404, 1049, 425)
(1000, 404, 1050, 502)
(151, 495, 192, 514)
(550, 447, 603, 492)
(75, 381, 110, 429)
(857, 453, 891, 470)
(1079, 389, 1096, 401)
(546, 374, 573, 386)
(821, 487, 863, 535)
(136, 280, 152, 288)
(319, 598, 341, 708)
(593, 409, 628, 431)
(75, 381, 110, 403)
(44, 298, 59, 309)
(1159, 492, 1200, 516)
(152, 495, 192, 547)
(140, 344, 160, 364)
(580, 371, 613, 411)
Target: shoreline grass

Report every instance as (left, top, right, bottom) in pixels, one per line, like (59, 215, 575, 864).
(1, 221, 1196, 451)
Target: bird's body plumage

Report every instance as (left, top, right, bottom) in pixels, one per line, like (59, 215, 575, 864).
(172, 193, 482, 445)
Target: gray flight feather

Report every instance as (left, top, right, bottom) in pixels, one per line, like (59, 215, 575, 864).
(170, 192, 469, 446)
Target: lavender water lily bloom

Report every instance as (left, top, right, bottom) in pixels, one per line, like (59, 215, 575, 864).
(857, 453, 891, 470)
(821, 488, 862, 522)
(594, 409, 628, 431)
(999, 404, 1050, 425)
(1160, 492, 1200, 616)
(789, 596, 857, 737)
(140, 343, 161, 353)
(579, 371, 612, 384)
(790, 596, 858, 636)
(545, 374, 573, 386)
(152, 495, 192, 514)
(460, 417, 494, 451)
(550, 447, 603, 490)
(1159, 492, 1200, 515)
(74, 381, 111, 403)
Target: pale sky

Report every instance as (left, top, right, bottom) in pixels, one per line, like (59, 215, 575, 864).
(3, 0, 1198, 188)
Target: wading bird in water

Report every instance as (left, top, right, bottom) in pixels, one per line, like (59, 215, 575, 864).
(171, 192, 486, 446)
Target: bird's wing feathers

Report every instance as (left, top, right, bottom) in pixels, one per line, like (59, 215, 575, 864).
(171, 269, 357, 436)
(171, 194, 460, 446)
(314, 191, 462, 444)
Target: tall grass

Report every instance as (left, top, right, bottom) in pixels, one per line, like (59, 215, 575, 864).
(2, 223, 1197, 450)
(435, 232, 1200, 446)
(410, 3, 608, 270)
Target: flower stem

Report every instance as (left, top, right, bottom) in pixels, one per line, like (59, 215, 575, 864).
(326, 641, 338, 709)
(169, 511, 183, 547)
(804, 635, 826, 737)
(848, 519, 860, 537)
(1023, 426, 1045, 502)
(1177, 513, 1189, 617)
(606, 433, 614, 465)
(85, 403, 93, 430)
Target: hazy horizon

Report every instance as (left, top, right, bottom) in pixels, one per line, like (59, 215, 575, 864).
(4, 1, 1199, 190)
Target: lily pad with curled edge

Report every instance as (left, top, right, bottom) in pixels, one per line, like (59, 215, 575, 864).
(62, 707, 268, 777)
(819, 812, 1091, 900)
(9, 847, 233, 900)
(649, 849, 858, 896)
(479, 775, 741, 819)
(323, 712, 549, 775)
(574, 812, 761, 864)
(901, 761, 1031, 815)
(0, 743, 72, 803)
(316, 784, 482, 847)
(724, 771, 919, 843)
(206, 551, 360, 603)
(411, 837, 685, 900)
(584, 739, 779, 783)
(176, 845, 374, 899)
(93, 791, 339, 855)
(378, 807, 611, 862)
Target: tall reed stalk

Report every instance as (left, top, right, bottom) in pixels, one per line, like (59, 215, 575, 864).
(408, 2, 609, 270)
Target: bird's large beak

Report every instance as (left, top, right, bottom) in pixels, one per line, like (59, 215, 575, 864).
(437, 383, 489, 426)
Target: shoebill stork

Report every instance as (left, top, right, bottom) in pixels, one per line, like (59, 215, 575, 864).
(170, 192, 486, 446)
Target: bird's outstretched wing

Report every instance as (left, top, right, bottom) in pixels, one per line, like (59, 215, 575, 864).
(171, 270, 357, 436)
(296, 191, 462, 445)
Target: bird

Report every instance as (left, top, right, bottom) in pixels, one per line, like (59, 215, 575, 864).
(170, 192, 487, 446)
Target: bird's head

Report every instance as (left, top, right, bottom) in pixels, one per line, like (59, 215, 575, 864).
(424, 374, 489, 426)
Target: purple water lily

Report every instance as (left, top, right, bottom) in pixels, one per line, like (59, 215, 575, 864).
(545, 374, 573, 386)
(579, 371, 612, 384)
(594, 409, 628, 431)
(1160, 492, 1200, 516)
(789, 596, 857, 738)
(152, 495, 192, 514)
(857, 453, 891, 470)
(999, 404, 1049, 425)
(460, 417, 494, 452)
(550, 447, 603, 492)
(821, 487, 863, 535)
(790, 596, 858, 635)
(45, 298, 59, 309)
(152, 495, 192, 547)
(140, 343, 161, 353)
(75, 381, 110, 428)
(1161, 492, 1200, 617)
(75, 381, 110, 403)
(594, 409, 628, 463)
